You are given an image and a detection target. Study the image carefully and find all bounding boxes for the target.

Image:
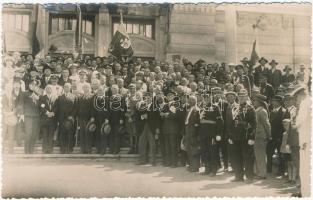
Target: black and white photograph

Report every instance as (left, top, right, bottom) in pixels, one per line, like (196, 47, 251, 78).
(1, 1, 312, 198)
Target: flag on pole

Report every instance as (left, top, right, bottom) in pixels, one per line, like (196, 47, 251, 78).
(33, 4, 45, 58)
(108, 13, 133, 60)
(249, 39, 259, 67)
(75, 4, 82, 49)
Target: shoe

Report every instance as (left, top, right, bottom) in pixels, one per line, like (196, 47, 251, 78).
(285, 180, 292, 184)
(245, 178, 254, 183)
(209, 173, 216, 177)
(187, 167, 198, 172)
(231, 178, 244, 182)
(291, 192, 302, 197)
(135, 161, 147, 165)
(254, 176, 266, 180)
(200, 171, 210, 176)
(290, 180, 297, 185)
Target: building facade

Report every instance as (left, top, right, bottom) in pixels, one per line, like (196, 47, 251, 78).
(2, 3, 311, 69)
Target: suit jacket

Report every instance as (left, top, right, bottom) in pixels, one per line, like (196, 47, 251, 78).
(135, 102, 161, 135)
(282, 74, 295, 85)
(58, 76, 71, 86)
(39, 95, 57, 126)
(228, 103, 256, 141)
(268, 69, 282, 91)
(159, 103, 183, 135)
(40, 75, 51, 89)
(255, 107, 271, 139)
(55, 93, 76, 123)
(74, 94, 94, 120)
(92, 95, 110, 124)
(22, 91, 40, 117)
(254, 65, 270, 87)
(260, 83, 275, 102)
(3, 90, 23, 115)
(270, 107, 289, 140)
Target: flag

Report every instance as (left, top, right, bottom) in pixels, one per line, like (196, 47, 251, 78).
(108, 22, 134, 59)
(249, 39, 259, 67)
(33, 4, 45, 58)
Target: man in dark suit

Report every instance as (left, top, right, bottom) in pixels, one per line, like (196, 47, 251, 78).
(159, 93, 183, 167)
(267, 95, 289, 175)
(58, 68, 71, 86)
(184, 95, 201, 172)
(282, 65, 296, 86)
(233, 65, 251, 97)
(228, 89, 256, 182)
(40, 65, 52, 89)
(55, 83, 76, 153)
(39, 85, 57, 154)
(136, 92, 160, 166)
(260, 74, 275, 103)
(22, 80, 41, 154)
(268, 60, 282, 92)
(254, 57, 270, 87)
(74, 83, 95, 154)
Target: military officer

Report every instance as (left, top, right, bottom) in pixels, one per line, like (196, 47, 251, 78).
(199, 92, 224, 176)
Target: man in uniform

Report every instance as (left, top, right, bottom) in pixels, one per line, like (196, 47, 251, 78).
(228, 89, 257, 182)
(199, 92, 224, 176)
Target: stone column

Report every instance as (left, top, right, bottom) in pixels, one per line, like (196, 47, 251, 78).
(97, 5, 110, 57)
(224, 5, 237, 64)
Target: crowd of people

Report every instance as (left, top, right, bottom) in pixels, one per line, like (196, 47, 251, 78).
(2, 51, 311, 196)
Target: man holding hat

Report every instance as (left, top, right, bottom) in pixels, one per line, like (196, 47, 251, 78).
(268, 60, 282, 92)
(227, 89, 256, 182)
(252, 94, 271, 179)
(254, 57, 270, 87)
(56, 83, 76, 154)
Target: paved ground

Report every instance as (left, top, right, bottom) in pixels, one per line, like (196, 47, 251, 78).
(2, 158, 297, 198)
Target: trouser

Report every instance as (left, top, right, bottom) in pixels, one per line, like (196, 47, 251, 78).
(4, 124, 16, 154)
(138, 123, 156, 164)
(187, 150, 200, 172)
(15, 122, 24, 146)
(217, 139, 229, 169)
(254, 137, 268, 177)
(231, 140, 254, 179)
(94, 125, 110, 154)
(266, 139, 284, 174)
(41, 124, 55, 154)
(24, 116, 40, 154)
(287, 161, 297, 181)
(59, 124, 74, 154)
(300, 146, 310, 197)
(126, 121, 137, 153)
(201, 136, 218, 174)
(164, 133, 179, 166)
(109, 125, 121, 154)
(159, 132, 166, 163)
(290, 146, 300, 180)
(78, 118, 92, 154)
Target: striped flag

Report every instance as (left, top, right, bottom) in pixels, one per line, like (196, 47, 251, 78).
(33, 4, 45, 58)
(108, 21, 133, 60)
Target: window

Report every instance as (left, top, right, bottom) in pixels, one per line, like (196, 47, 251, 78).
(49, 14, 95, 36)
(112, 18, 155, 39)
(3, 13, 30, 32)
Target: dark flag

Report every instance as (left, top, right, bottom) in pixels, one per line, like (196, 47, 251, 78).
(108, 22, 134, 60)
(249, 39, 259, 68)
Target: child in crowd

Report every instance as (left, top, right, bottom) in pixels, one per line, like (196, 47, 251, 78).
(281, 119, 296, 185)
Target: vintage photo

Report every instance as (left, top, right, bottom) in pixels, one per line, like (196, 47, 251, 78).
(1, 2, 312, 198)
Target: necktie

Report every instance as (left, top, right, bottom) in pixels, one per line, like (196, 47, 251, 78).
(185, 107, 194, 125)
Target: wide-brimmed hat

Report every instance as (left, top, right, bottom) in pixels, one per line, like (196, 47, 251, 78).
(269, 60, 278, 65)
(238, 89, 248, 97)
(289, 85, 305, 97)
(101, 122, 111, 135)
(63, 118, 74, 131)
(240, 57, 250, 63)
(258, 57, 268, 64)
(283, 65, 292, 72)
(235, 64, 244, 70)
(225, 91, 237, 97)
(271, 95, 284, 104)
(211, 87, 223, 94)
(86, 121, 97, 133)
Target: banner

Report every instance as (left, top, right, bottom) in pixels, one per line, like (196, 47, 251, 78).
(108, 22, 134, 60)
(33, 4, 45, 58)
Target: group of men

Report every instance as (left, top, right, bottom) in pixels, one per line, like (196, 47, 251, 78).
(2, 51, 311, 196)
